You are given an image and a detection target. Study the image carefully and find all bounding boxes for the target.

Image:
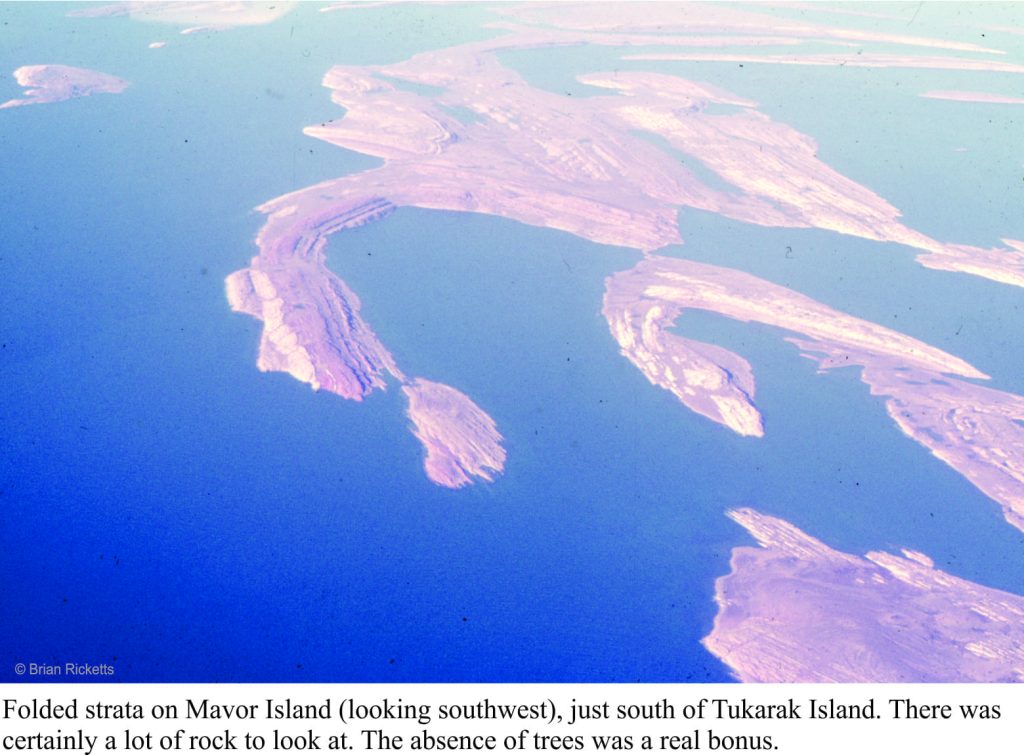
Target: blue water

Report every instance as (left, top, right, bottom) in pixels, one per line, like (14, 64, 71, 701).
(2, 2, 1023, 682)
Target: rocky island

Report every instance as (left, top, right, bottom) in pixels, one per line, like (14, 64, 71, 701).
(1, 64, 128, 109)
(704, 508, 1024, 682)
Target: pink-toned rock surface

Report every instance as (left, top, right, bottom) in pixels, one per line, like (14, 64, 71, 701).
(69, 2, 293, 31)
(225, 249, 402, 400)
(225, 194, 506, 487)
(1, 64, 128, 109)
(704, 508, 1024, 682)
(288, 39, 1024, 288)
(626, 51, 1024, 73)
(226, 4, 1022, 494)
(604, 255, 1024, 532)
(580, 72, 1024, 286)
(403, 379, 507, 489)
(497, 2, 1006, 55)
(915, 239, 1024, 287)
(921, 89, 1024, 105)
(320, 1, 401, 12)
(766, 1, 909, 22)
(856, 363, 1024, 533)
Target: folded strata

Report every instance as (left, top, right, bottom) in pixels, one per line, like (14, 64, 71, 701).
(604, 255, 1024, 532)
(584, 73, 1024, 288)
(308, 48, 1024, 288)
(704, 508, 1024, 682)
(225, 259, 401, 399)
(226, 191, 505, 488)
(225, 11, 1023, 493)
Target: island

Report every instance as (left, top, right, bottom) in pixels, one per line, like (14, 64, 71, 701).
(604, 255, 1024, 533)
(225, 207, 506, 490)
(920, 90, 1024, 105)
(403, 379, 507, 489)
(68, 1, 293, 32)
(1, 65, 128, 109)
(625, 51, 1024, 74)
(704, 508, 1024, 682)
(220, 3, 1024, 498)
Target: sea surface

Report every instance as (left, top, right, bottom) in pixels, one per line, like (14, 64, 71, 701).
(1, 2, 1022, 681)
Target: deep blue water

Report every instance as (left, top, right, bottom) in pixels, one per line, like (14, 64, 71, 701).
(2, 2, 1023, 682)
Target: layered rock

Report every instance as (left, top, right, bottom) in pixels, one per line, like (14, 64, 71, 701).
(704, 508, 1024, 682)
(403, 379, 507, 489)
(225, 195, 506, 488)
(604, 256, 1024, 531)
(223, 4, 1022, 495)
